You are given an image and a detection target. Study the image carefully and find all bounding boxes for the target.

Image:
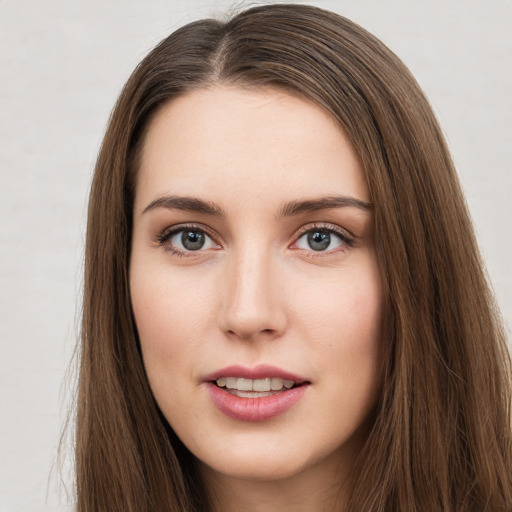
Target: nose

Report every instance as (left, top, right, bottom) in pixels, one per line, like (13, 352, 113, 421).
(218, 246, 287, 341)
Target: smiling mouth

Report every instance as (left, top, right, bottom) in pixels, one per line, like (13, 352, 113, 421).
(214, 377, 302, 398)
(207, 371, 310, 421)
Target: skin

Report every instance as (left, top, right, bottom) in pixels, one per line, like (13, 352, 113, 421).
(130, 85, 383, 512)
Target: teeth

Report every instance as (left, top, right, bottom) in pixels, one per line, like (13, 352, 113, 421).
(253, 378, 271, 392)
(271, 378, 284, 390)
(225, 377, 237, 389)
(216, 377, 297, 391)
(237, 378, 253, 391)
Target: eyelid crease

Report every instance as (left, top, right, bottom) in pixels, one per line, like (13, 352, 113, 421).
(154, 223, 219, 246)
(293, 222, 355, 245)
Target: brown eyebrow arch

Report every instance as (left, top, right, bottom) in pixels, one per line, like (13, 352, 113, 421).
(142, 195, 371, 218)
(276, 196, 372, 219)
(142, 195, 226, 217)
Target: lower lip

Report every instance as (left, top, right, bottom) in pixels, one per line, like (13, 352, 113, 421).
(206, 382, 309, 422)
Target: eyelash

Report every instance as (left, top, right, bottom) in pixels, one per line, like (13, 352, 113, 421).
(154, 222, 354, 258)
(154, 223, 219, 258)
(294, 223, 354, 256)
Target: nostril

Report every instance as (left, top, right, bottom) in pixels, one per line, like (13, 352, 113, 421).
(223, 325, 283, 342)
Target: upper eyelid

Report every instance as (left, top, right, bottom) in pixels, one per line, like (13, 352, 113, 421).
(293, 222, 354, 240)
(158, 223, 217, 241)
(158, 221, 349, 236)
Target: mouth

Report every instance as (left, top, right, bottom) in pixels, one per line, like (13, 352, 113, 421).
(213, 377, 302, 398)
(204, 365, 310, 422)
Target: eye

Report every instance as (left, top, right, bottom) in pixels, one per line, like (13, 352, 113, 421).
(296, 229, 341, 251)
(293, 225, 353, 253)
(157, 225, 219, 254)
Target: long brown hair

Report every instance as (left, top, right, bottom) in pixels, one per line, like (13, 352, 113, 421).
(77, 4, 512, 511)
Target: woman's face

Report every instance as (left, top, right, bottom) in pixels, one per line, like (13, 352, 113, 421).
(130, 85, 383, 484)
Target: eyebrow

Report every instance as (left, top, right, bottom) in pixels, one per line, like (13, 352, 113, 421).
(141, 194, 372, 218)
(276, 196, 372, 219)
(142, 196, 226, 217)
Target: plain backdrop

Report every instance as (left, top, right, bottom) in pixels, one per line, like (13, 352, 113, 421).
(1, 1, 511, 510)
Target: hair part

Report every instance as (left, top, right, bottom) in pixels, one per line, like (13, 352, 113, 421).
(76, 4, 512, 511)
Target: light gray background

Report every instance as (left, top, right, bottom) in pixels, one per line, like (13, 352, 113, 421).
(1, 1, 511, 510)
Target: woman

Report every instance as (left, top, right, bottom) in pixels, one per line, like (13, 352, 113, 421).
(76, 4, 512, 511)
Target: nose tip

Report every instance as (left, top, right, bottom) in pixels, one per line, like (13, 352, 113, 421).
(218, 254, 287, 341)
(223, 310, 283, 341)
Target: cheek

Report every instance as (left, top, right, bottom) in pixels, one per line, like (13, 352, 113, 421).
(296, 261, 383, 396)
(299, 259, 382, 340)
(130, 274, 211, 428)
(130, 265, 217, 382)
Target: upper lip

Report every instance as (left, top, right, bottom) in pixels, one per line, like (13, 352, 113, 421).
(203, 364, 309, 384)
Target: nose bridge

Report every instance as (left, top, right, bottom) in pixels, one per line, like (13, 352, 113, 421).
(220, 241, 286, 340)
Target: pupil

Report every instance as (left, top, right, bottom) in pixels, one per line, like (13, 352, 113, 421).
(307, 231, 330, 251)
(182, 231, 205, 250)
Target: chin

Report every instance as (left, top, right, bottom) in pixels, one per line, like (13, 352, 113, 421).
(193, 428, 358, 486)
(199, 452, 313, 483)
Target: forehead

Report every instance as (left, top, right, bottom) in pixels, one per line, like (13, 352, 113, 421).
(135, 85, 369, 212)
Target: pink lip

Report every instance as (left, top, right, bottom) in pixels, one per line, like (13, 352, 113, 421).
(203, 364, 308, 383)
(204, 365, 310, 422)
